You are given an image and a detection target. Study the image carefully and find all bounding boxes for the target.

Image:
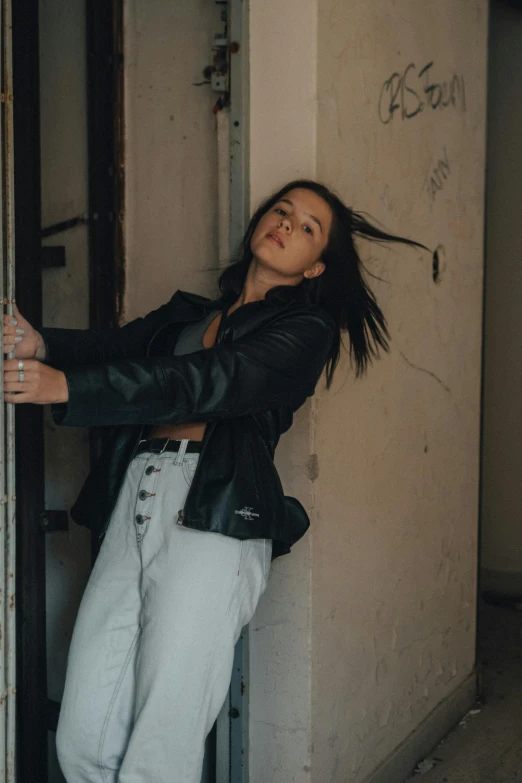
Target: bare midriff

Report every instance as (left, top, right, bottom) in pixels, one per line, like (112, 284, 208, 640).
(147, 311, 223, 442)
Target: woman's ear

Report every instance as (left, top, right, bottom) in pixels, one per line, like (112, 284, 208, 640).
(304, 260, 326, 280)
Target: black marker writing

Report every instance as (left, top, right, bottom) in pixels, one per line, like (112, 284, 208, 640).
(379, 62, 466, 125)
(425, 147, 451, 202)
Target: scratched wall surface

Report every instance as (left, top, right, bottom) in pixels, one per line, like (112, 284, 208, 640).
(124, 0, 222, 321)
(312, 1, 487, 780)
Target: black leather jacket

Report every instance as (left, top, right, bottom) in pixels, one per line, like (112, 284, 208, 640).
(40, 284, 335, 560)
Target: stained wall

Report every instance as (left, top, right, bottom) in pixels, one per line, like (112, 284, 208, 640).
(124, 0, 222, 320)
(312, 1, 487, 779)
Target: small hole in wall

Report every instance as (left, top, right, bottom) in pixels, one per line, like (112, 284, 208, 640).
(433, 249, 440, 282)
(432, 244, 446, 284)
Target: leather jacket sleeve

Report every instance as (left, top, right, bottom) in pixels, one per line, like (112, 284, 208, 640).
(51, 311, 334, 427)
(40, 294, 179, 369)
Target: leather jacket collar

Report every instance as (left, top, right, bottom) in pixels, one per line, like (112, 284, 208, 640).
(176, 281, 310, 312)
(176, 282, 312, 340)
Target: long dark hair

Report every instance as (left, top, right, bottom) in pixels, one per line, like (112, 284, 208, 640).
(218, 179, 429, 389)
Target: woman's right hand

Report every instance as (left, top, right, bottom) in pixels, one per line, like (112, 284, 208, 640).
(3, 305, 46, 360)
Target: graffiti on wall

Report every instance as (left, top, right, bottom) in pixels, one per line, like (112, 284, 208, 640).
(378, 61, 466, 125)
(424, 147, 451, 203)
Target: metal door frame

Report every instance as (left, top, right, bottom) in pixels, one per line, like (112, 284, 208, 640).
(216, 1, 250, 781)
(12, 1, 47, 779)
(12, 3, 124, 779)
(0, 0, 18, 778)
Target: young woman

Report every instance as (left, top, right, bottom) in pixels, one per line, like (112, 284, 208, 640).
(4, 180, 426, 782)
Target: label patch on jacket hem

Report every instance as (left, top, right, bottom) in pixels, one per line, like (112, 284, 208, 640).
(235, 506, 260, 521)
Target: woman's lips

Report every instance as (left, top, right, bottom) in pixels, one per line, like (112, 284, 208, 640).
(266, 233, 284, 248)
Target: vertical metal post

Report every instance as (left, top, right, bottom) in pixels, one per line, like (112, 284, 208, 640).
(2, 0, 16, 778)
(228, 0, 249, 255)
(0, 1, 6, 777)
(11, 1, 46, 776)
(217, 107, 231, 267)
(215, 2, 249, 782)
(229, 1, 249, 776)
(4, 0, 16, 776)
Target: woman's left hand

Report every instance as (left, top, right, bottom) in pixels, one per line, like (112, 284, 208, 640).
(3, 359, 69, 404)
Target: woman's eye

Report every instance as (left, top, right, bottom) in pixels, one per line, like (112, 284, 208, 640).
(304, 225, 313, 235)
(275, 207, 286, 216)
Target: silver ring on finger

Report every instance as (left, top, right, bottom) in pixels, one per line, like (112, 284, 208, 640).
(17, 360, 24, 370)
(19, 371, 24, 383)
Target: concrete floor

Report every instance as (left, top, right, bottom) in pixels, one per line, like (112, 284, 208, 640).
(404, 597, 522, 782)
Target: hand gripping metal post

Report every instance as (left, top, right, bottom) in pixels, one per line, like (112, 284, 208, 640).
(0, 0, 17, 778)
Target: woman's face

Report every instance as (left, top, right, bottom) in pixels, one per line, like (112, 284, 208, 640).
(250, 188, 332, 282)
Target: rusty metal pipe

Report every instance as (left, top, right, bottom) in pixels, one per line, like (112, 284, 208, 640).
(4, 0, 16, 777)
(0, 0, 7, 775)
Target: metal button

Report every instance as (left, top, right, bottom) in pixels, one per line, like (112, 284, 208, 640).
(145, 465, 155, 475)
(138, 490, 149, 500)
(135, 514, 145, 525)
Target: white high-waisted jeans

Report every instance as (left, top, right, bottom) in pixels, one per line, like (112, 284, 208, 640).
(56, 441, 272, 783)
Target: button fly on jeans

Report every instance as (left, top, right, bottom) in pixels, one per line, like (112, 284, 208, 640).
(145, 465, 155, 475)
(139, 489, 151, 500)
(135, 514, 145, 525)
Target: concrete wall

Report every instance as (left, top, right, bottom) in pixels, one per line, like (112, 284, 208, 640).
(124, 0, 222, 320)
(480, 1, 522, 596)
(312, 1, 487, 780)
(248, 1, 487, 782)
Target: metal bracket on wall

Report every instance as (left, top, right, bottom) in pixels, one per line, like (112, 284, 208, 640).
(40, 212, 92, 267)
(39, 510, 69, 533)
(196, 2, 230, 105)
(41, 213, 89, 239)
